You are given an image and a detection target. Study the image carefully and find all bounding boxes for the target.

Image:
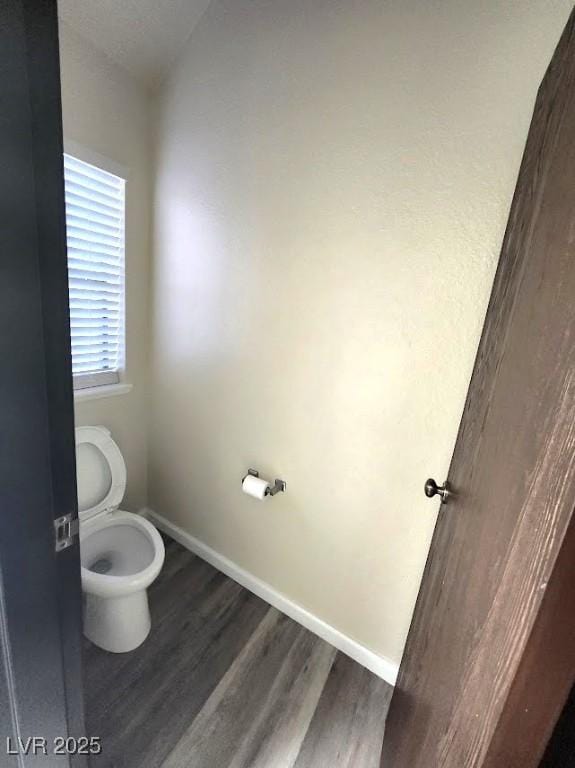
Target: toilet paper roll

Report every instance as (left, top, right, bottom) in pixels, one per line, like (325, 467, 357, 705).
(242, 474, 270, 500)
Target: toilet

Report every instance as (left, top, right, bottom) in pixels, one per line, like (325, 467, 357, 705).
(76, 425, 165, 653)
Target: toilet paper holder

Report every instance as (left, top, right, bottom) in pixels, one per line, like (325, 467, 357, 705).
(243, 468, 286, 497)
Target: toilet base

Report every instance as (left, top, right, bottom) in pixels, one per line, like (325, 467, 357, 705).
(83, 589, 151, 653)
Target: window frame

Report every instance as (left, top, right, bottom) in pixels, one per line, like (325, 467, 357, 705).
(63, 140, 128, 392)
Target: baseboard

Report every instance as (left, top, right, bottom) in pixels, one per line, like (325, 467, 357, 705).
(142, 508, 399, 686)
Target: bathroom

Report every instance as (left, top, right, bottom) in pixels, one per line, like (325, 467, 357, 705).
(2, 0, 575, 766)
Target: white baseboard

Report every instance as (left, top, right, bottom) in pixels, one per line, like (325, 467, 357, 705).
(142, 508, 399, 686)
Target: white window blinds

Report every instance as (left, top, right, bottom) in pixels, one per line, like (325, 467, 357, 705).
(63, 154, 125, 390)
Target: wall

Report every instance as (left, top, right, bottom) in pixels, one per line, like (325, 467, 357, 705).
(59, 22, 152, 510)
(149, 0, 572, 668)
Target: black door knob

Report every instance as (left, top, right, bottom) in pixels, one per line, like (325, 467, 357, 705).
(424, 478, 451, 503)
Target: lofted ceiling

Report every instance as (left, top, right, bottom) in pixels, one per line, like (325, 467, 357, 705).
(58, 0, 213, 90)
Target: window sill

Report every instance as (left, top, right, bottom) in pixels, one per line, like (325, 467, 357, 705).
(74, 383, 133, 403)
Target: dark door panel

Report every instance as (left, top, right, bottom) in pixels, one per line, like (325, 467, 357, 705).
(0, 1, 86, 764)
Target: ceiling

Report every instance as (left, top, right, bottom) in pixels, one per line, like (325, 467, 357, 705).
(58, 0, 213, 90)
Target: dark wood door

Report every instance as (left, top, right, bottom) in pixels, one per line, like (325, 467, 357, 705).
(381, 10, 575, 768)
(0, 0, 87, 764)
(539, 683, 575, 767)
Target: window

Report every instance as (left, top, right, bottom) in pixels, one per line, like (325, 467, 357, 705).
(63, 154, 125, 390)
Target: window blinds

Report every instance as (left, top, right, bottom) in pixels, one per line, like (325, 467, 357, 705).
(63, 154, 125, 389)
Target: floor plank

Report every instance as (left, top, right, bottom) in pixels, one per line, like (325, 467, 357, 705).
(293, 653, 392, 768)
(84, 536, 392, 767)
(162, 608, 336, 768)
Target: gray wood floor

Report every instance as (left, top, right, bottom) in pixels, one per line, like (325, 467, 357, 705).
(84, 536, 392, 768)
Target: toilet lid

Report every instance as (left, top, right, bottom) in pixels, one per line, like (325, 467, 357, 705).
(75, 426, 126, 522)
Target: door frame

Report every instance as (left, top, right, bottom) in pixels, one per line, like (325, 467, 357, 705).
(0, 0, 86, 764)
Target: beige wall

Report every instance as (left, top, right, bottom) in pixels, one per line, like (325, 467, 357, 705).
(149, 0, 570, 666)
(59, 23, 152, 510)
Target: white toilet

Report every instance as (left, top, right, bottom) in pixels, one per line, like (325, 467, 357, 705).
(76, 425, 165, 653)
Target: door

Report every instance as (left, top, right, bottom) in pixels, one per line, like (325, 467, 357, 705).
(0, 0, 87, 765)
(381, 9, 575, 768)
(539, 683, 575, 767)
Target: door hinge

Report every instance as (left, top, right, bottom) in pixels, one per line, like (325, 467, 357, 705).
(54, 513, 79, 553)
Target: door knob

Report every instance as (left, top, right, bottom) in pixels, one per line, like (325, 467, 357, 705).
(424, 478, 451, 503)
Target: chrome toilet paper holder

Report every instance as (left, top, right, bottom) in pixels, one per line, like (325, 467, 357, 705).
(243, 468, 286, 496)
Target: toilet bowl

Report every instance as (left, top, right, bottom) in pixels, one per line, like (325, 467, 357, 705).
(76, 426, 165, 653)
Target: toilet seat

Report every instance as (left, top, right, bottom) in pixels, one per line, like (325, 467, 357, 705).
(80, 510, 165, 597)
(76, 425, 126, 522)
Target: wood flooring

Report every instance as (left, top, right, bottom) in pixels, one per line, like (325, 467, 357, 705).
(84, 536, 392, 768)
